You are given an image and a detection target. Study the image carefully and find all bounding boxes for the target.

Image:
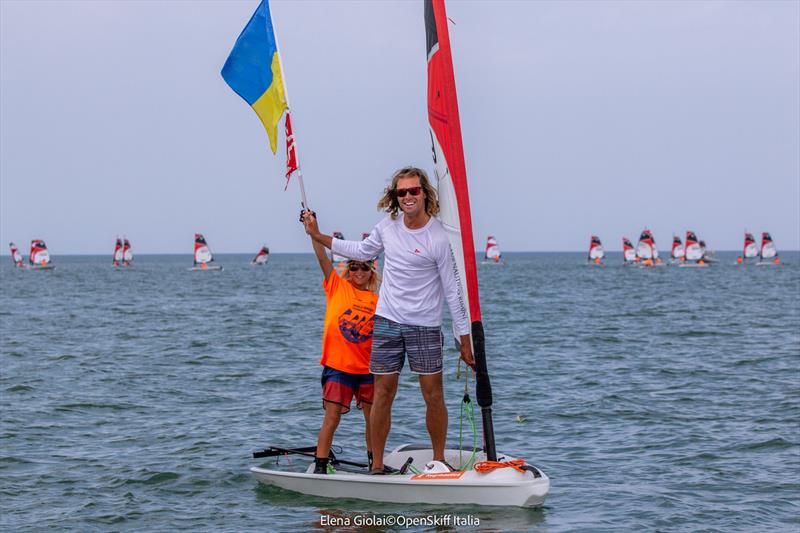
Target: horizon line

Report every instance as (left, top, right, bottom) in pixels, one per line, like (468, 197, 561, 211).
(3, 250, 799, 257)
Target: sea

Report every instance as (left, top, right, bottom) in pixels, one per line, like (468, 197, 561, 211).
(1, 252, 798, 532)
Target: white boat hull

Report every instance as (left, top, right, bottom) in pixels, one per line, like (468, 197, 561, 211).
(678, 262, 709, 268)
(189, 265, 223, 271)
(251, 445, 549, 508)
(756, 261, 779, 266)
(27, 264, 55, 271)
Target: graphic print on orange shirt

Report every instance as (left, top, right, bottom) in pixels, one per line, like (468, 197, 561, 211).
(338, 305, 375, 344)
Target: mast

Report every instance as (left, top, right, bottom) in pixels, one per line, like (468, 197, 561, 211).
(425, 0, 496, 460)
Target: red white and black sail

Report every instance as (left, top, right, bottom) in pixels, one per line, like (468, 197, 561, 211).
(29, 239, 51, 266)
(588, 235, 604, 261)
(685, 231, 703, 261)
(122, 238, 133, 264)
(743, 232, 758, 259)
(671, 235, 685, 260)
(636, 230, 655, 260)
(622, 237, 636, 262)
(760, 232, 777, 259)
(9, 242, 23, 266)
(485, 236, 501, 262)
(425, 0, 494, 459)
(194, 234, 215, 265)
(113, 238, 124, 265)
(252, 245, 270, 265)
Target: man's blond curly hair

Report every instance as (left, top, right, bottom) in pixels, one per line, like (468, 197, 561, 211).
(377, 167, 439, 220)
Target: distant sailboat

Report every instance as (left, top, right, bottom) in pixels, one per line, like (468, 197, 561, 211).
(190, 233, 223, 271)
(698, 239, 718, 263)
(9, 242, 24, 268)
(330, 231, 347, 274)
(251, 245, 270, 266)
(484, 236, 502, 264)
(28, 239, 55, 270)
(670, 235, 685, 264)
(757, 232, 780, 266)
(622, 237, 637, 266)
(636, 229, 662, 267)
(679, 231, 709, 268)
(361, 232, 379, 270)
(330, 231, 347, 263)
(122, 238, 133, 267)
(112, 238, 124, 267)
(737, 232, 758, 265)
(587, 235, 604, 265)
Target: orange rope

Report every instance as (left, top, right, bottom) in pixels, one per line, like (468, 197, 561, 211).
(473, 459, 527, 474)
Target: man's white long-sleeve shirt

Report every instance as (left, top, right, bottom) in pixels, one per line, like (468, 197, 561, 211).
(331, 214, 470, 336)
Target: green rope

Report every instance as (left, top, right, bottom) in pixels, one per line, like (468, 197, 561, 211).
(456, 361, 479, 471)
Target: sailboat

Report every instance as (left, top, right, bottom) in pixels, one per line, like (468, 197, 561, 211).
(737, 232, 758, 265)
(9, 242, 24, 268)
(251, 0, 548, 508)
(189, 233, 223, 271)
(622, 237, 637, 266)
(251, 245, 270, 265)
(757, 232, 780, 266)
(484, 235, 502, 264)
(587, 235, 604, 265)
(698, 239, 718, 263)
(635, 229, 663, 267)
(112, 238, 124, 267)
(670, 235, 685, 264)
(679, 230, 709, 267)
(28, 239, 55, 270)
(361, 233, 379, 269)
(122, 238, 133, 267)
(330, 231, 347, 261)
(329, 231, 347, 274)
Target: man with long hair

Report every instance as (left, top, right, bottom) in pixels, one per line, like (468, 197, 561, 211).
(302, 166, 474, 474)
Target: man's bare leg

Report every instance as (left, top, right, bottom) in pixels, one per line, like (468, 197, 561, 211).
(369, 373, 399, 471)
(419, 373, 447, 461)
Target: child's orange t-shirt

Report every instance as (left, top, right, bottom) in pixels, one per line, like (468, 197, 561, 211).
(320, 270, 378, 374)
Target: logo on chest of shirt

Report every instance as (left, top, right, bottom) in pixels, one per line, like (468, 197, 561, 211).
(338, 309, 375, 344)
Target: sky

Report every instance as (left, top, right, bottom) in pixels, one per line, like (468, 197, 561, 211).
(1, 0, 798, 255)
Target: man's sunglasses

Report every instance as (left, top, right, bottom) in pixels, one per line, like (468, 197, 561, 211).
(348, 263, 371, 272)
(395, 186, 422, 198)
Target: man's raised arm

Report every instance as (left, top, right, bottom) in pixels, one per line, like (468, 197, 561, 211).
(302, 211, 383, 261)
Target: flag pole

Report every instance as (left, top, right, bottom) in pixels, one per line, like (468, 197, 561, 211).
(270, 6, 309, 210)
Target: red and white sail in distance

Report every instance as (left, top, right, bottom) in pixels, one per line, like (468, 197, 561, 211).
(9, 242, 24, 267)
(426, 0, 495, 459)
(122, 238, 133, 265)
(671, 235, 685, 260)
(361, 232, 371, 241)
(485, 236, 501, 262)
(636, 230, 656, 260)
(760, 232, 777, 259)
(743, 232, 758, 259)
(113, 238, 124, 265)
(685, 231, 703, 261)
(252, 245, 270, 265)
(29, 239, 50, 266)
(588, 235, 604, 261)
(622, 237, 637, 262)
(194, 234, 214, 265)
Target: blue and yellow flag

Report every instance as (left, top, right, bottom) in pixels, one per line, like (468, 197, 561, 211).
(221, 0, 287, 153)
